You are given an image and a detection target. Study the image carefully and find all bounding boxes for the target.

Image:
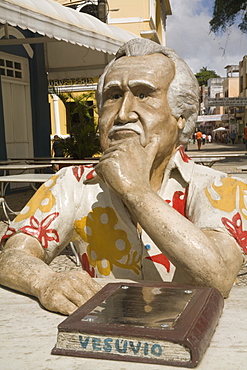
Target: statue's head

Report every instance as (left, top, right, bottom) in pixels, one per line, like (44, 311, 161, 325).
(97, 38, 199, 152)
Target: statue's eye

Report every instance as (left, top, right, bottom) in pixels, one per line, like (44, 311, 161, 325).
(138, 93, 146, 99)
(112, 93, 122, 100)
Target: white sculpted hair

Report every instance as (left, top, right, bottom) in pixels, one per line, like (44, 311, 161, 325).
(97, 38, 199, 145)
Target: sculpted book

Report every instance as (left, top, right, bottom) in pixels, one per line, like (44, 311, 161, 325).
(52, 282, 224, 368)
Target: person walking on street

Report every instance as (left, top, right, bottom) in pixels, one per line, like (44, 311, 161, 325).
(52, 135, 64, 172)
(244, 124, 247, 151)
(230, 130, 236, 145)
(52, 135, 64, 157)
(193, 132, 196, 144)
(195, 130, 202, 150)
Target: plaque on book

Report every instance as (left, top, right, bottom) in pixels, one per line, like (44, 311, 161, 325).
(52, 282, 224, 367)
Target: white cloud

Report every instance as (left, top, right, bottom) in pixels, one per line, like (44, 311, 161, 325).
(166, 0, 247, 77)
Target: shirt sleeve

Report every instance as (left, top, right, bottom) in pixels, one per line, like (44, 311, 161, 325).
(1, 166, 91, 263)
(188, 170, 247, 261)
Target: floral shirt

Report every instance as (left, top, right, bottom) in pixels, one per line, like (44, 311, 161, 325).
(2, 146, 247, 281)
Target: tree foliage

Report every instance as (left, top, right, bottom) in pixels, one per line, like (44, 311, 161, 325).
(195, 67, 220, 86)
(210, 0, 247, 34)
(53, 91, 101, 159)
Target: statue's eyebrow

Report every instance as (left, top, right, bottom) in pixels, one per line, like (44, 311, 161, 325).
(103, 81, 121, 94)
(128, 80, 157, 91)
(103, 79, 157, 94)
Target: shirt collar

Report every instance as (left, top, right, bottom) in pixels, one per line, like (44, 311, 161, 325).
(163, 146, 195, 184)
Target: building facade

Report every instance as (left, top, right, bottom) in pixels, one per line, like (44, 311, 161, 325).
(50, 0, 172, 139)
(200, 62, 247, 142)
(0, 0, 140, 160)
(0, 26, 51, 160)
(222, 65, 242, 139)
(107, 0, 171, 45)
(55, 0, 171, 45)
(239, 55, 247, 128)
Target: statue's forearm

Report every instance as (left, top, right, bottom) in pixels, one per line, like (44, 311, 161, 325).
(0, 247, 55, 298)
(0, 234, 55, 298)
(122, 187, 243, 296)
(124, 187, 209, 269)
(0, 244, 102, 315)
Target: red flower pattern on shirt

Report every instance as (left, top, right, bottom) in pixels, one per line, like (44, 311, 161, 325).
(20, 212, 59, 248)
(178, 146, 191, 163)
(146, 253, 170, 273)
(165, 187, 188, 218)
(222, 212, 247, 254)
(72, 166, 85, 182)
(80, 253, 96, 277)
(86, 168, 96, 180)
(152, 187, 189, 273)
(1, 227, 17, 242)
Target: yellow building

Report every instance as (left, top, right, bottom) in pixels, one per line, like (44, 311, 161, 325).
(54, 1, 171, 46)
(222, 65, 242, 139)
(50, 0, 172, 139)
(107, 0, 171, 45)
(239, 55, 247, 127)
(49, 77, 98, 137)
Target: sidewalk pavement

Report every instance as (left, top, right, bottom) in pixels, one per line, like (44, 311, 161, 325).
(187, 141, 247, 169)
(187, 140, 246, 154)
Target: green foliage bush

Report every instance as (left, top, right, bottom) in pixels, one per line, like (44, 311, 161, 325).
(54, 91, 101, 159)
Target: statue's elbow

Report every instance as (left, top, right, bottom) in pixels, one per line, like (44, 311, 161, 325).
(212, 266, 241, 299)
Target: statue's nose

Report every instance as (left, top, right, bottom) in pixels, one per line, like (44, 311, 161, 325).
(115, 92, 137, 124)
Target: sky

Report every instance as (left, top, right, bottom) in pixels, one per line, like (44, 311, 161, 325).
(166, 0, 247, 77)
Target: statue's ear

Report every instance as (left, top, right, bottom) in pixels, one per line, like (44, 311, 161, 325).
(177, 117, 186, 130)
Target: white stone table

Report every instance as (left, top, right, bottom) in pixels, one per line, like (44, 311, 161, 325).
(0, 283, 246, 370)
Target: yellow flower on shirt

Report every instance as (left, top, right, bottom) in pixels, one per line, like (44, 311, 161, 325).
(205, 176, 247, 219)
(14, 175, 58, 222)
(74, 206, 141, 276)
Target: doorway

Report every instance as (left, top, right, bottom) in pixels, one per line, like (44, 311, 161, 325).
(0, 52, 33, 159)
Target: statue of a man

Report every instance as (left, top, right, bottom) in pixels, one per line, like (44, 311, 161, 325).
(0, 39, 245, 315)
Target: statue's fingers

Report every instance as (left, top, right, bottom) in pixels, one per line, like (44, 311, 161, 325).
(59, 300, 78, 315)
(40, 290, 78, 315)
(64, 288, 94, 310)
(68, 271, 102, 295)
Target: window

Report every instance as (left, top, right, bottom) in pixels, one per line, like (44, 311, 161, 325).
(0, 57, 22, 79)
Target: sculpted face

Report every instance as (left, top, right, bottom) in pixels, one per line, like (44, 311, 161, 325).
(99, 53, 185, 165)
